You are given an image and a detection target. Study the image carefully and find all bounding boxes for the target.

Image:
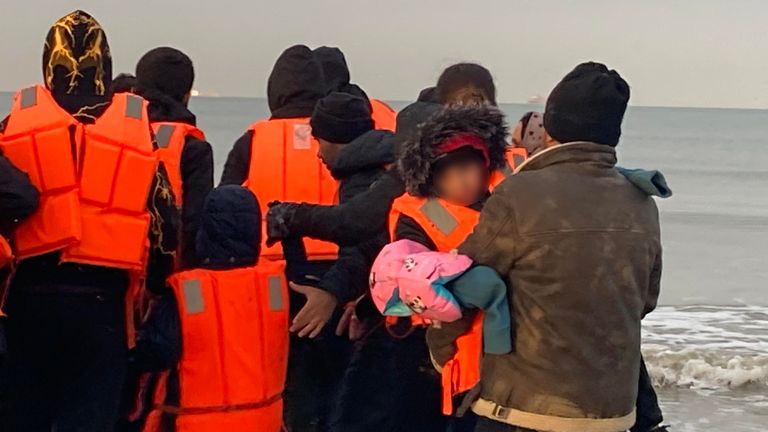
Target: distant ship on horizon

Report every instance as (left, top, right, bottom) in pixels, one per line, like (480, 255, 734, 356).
(527, 94, 545, 105)
(190, 89, 220, 97)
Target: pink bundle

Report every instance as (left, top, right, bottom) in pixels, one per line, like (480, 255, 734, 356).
(370, 240, 472, 322)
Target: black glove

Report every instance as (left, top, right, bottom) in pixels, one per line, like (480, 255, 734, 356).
(265, 201, 299, 247)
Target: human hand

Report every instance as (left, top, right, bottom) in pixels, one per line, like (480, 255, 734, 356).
(336, 303, 367, 341)
(289, 282, 339, 338)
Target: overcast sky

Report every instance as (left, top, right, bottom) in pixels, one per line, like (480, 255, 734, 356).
(2, 0, 767, 108)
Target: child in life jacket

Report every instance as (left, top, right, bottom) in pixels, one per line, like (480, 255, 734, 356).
(129, 185, 290, 432)
(378, 102, 512, 431)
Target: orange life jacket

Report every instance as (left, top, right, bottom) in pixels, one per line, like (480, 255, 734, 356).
(388, 194, 483, 415)
(0, 85, 156, 271)
(152, 122, 206, 206)
(245, 118, 339, 261)
(143, 260, 289, 432)
(0, 235, 11, 269)
(370, 99, 397, 132)
(489, 147, 529, 187)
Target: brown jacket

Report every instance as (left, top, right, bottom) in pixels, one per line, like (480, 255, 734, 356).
(433, 142, 661, 432)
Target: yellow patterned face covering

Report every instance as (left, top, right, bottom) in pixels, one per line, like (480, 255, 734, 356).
(42, 10, 112, 97)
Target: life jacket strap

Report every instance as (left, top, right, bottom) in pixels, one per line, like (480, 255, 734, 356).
(156, 392, 283, 416)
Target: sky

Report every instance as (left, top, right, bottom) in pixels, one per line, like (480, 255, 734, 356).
(2, 0, 767, 108)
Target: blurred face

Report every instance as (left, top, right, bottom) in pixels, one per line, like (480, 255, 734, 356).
(317, 138, 344, 168)
(434, 159, 489, 206)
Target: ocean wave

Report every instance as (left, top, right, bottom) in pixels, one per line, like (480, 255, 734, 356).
(644, 349, 768, 390)
(642, 306, 768, 390)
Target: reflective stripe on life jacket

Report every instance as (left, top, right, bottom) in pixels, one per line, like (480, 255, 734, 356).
(370, 99, 396, 132)
(388, 194, 483, 415)
(144, 260, 289, 432)
(0, 85, 157, 270)
(389, 195, 479, 252)
(152, 122, 206, 206)
(245, 118, 339, 261)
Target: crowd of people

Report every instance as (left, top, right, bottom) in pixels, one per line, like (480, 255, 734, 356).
(0, 9, 672, 432)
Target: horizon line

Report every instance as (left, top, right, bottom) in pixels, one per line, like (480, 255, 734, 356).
(0, 89, 763, 112)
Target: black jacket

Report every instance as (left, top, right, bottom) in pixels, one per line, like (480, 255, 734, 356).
(141, 87, 214, 269)
(0, 153, 39, 236)
(283, 170, 405, 247)
(271, 101, 443, 246)
(220, 45, 325, 186)
(314, 130, 395, 304)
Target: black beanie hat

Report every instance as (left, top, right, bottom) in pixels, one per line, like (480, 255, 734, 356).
(136, 47, 194, 102)
(310, 92, 374, 144)
(544, 62, 630, 147)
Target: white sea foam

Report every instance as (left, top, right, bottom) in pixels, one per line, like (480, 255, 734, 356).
(642, 306, 768, 390)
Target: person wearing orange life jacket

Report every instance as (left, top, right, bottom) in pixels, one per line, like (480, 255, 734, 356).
(312, 46, 397, 131)
(136, 47, 214, 270)
(261, 64, 503, 250)
(0, 11, 178, 432)
(276, 92, 393, 432)
(220, 45, 338, 264)
(389, 103, 511, 432)
(131, 185, 289, 432)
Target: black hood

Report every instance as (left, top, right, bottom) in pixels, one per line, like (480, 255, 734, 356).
(267, 45, 326, 119)
(330, 130, 395, 180)
(313, 46, 369, 102)
(137, 86, 196, 126)
(196, 186, 261, 270)
(398, 104, 509, 197)
(42, 10, 113, 122)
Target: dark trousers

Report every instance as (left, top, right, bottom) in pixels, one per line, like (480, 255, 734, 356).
(283, 326, 353, 432)
(1, 291, 127, 432)
(632, 357, 664, 432)
(328, 325, 478, 432)
(329, 326, 446, 432)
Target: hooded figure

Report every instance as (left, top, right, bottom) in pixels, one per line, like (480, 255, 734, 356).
(398, 103, 509, 199)
(130, 186, 263, 373)
(42, 10, 113, 121)
(0, 11, 178, 432)
(312, 46, 397, 131)
(313, 46, 370, 102)
(220, 44, 326, 186)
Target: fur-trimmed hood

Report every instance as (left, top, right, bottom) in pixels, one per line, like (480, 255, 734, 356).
(398, 104, 509, 197)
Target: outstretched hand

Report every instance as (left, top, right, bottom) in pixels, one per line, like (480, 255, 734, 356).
(289, 282, 338, 338)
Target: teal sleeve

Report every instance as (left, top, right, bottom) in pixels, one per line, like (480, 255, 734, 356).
(449, 265, 512, 354)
